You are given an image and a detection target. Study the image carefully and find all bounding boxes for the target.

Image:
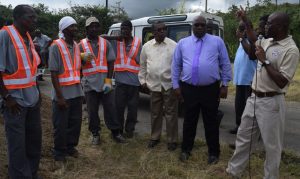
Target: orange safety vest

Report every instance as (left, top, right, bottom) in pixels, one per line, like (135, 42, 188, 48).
(114, 37, 141, 73)
(2, 25, 40, 89)
(80, 37, 108, 76)
(53, 39, 81, 86)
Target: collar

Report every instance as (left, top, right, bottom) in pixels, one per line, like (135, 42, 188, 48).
(153, 38, 167, 45)
(192, 33, 207, 43)
(273, 35, 293, 47)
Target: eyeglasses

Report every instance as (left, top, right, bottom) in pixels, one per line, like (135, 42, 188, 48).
(193, 23, 206, 27)
(154, 27, 167, 32)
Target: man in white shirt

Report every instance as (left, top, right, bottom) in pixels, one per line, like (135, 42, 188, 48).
(139, 21, 178, 151)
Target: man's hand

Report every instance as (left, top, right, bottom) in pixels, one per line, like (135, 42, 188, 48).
(174, 88, 183, 102)
(219, 86, 228, 99)
(255, 45, 266, 63)
(236, 6, 247, 22)
(140, 83, 150, 94)
(103, 78, 113, 94)
(57, 97, 68, 110)
(6, 96, 21, 114)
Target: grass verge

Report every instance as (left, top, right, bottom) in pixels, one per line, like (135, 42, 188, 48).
(1, 94, 300, 178)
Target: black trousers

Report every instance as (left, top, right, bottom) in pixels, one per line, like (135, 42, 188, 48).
(115, 83, 139, 133)
(85, 90, 120, 135)
(3, 102, 41, 179)
(181, 81, 220, 157)
(52, 97, 82, 158)
(235, 85, 252, 127)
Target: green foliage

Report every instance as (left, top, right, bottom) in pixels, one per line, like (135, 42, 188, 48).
(218, 2, 300, 60)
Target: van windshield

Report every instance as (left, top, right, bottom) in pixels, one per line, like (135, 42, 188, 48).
(142, 24, 191, 44)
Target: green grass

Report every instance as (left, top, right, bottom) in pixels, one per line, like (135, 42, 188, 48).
(1, 76, 300, 179)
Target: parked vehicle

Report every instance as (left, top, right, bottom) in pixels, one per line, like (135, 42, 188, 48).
(108, 12, 224, 44)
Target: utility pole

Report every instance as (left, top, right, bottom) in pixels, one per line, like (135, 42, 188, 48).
(105, 0, 108, 9)
(275, 0, 277, 8)
(205, 0, 208, 12)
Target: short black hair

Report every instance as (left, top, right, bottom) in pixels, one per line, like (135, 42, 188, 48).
(121, 20, 132, 29)
(259, 14, 269, 22)
(13, 4, 32, 20)
(151, 21, 164, 31)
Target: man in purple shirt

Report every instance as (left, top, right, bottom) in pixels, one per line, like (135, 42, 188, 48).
(172, 16, 232, 164)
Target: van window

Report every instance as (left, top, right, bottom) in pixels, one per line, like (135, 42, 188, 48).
(111, 30, 121, 36)
(168, 25, 191, 42)
(142, 24, 191, 44)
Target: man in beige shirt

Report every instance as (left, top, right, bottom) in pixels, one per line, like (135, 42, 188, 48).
(139, 21, 178, 151)
(227, 10, 299, 179)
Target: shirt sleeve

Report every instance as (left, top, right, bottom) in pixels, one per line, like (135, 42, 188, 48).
(138, 44, 147, 85)
(106, 40, 116, 62)
(218, 38, 232, 86)
(0, 30, 8, 72)
(48, 44, 60, 72)
(171, 41, 183, 89)
(279, 47, 300, 82)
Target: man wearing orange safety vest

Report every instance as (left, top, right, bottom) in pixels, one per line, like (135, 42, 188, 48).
(48, 16, 84, 162)
(0, 5, 42, 179)
(80, 17, 125, 144)
(112, 20, 142, 138)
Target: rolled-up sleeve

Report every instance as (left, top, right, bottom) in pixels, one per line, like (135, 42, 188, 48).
(218, 39, 232, 86)
(171, 41, 183, 89)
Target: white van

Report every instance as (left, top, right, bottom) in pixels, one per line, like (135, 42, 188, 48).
(107, 12, 224, 44)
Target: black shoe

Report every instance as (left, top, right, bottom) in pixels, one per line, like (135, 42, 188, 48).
(124, 131, 134, 138)
(179, 152, 190, 162)
(67, 148, 79, 158)
(54, 155, 66, 162)
(167, 143, 177, 151)
(147, 140, 160, 148)
(229, 127, 238, 134)
(208, 155, 219, 164)
(112, 134, 127, 143)
(229, 144, 236, 150)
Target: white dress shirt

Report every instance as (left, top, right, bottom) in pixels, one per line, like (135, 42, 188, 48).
(139, 37, 177, 92)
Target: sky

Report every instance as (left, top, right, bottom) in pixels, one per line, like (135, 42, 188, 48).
(0, 0, 299, 18)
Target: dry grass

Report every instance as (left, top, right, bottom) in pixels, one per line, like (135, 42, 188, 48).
(1, 95, 300, 179)
(228, 64, 300, 102)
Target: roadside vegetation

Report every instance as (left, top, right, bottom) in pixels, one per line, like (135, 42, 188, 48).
(0, 94, 300, 179)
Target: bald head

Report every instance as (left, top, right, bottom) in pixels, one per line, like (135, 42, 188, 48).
(270, 12, 290, 30)
(265, 12, 290, 40)
(192, 16, 207, 38)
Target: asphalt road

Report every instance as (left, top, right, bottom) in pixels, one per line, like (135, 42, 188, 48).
(38, 76, 300, 155)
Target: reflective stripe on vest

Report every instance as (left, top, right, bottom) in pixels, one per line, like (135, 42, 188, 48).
(114, 37, 140, 73)
(2, 25, 40, 89)
(81, 37, 108, 76)
(54, 39, 81, 86)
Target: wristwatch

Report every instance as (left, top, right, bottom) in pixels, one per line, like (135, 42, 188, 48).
(262, 60, 271, 66)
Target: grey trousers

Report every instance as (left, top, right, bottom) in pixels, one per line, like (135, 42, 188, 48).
(3, 102, 41, 179)
(52, 97, 82, 158)
(115, 83, 139, 133)
(150, 88, 178, 143)
(227, 94, 285, 179)
(85, 90, 120, 135)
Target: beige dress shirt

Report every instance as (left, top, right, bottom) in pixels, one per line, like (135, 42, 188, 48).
(139, 37, 177, 92)
(253, 36, 299, 93)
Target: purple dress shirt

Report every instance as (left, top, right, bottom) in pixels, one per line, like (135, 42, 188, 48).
(172, 34, 232, 89)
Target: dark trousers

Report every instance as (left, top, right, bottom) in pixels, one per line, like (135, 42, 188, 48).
(181, 81, 220, 157)
(235, 85, 252, 127)
(85, 90, 120, 135)
(52, 97, 82, 158)
(115, 83, 139, 133)
(3, 103, 41, 179)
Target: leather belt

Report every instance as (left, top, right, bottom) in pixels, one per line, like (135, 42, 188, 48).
(252, 90, 283, 98)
